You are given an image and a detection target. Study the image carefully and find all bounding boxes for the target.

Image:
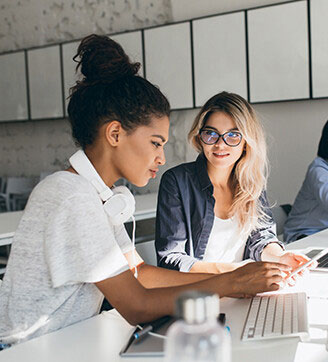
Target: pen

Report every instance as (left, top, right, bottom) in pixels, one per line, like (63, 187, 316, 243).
(217, 313, 230, 333)
(134, 325, 153, 340)
(288, 247, 328, 279)
(218, 313, 226, 326)
(133, 315, 171, 342)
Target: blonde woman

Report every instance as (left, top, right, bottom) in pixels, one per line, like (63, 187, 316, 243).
(155, 92, 309, 275)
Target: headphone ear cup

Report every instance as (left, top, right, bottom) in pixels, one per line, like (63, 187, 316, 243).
(113, 186, 135, 204)
(69, 151, 135, 225)
(103, 186, 135, 225)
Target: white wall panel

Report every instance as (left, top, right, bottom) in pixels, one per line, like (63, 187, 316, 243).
(193, 12, 247, 106)
(144, 23, 193, 109)
(311, 0, 328, 98)
(111, 31, 144, 77)
(62, 41, 81, 117)
(248, 1, 309, 102)
(28, 45, 63, 119)
(0, 52, 28, 121)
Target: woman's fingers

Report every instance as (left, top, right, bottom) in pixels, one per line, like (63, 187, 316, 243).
(262, 261, 292, 272)
(269, 274, 285, 283)
(309, 260, 318, 269)
(268, 283, 280, 291)
(293, 253, 310, 263)
(233, 261, 294, 295)
(232, 256, 315, 296)
(287, 277, 296, 287)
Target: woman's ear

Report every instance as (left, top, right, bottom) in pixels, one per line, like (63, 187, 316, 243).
(104, 121, 123, 147)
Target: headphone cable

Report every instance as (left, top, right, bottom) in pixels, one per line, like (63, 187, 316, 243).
(131, 215, 138, 278)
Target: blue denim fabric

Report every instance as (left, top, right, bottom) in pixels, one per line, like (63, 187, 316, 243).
(284, 157, 328, 243)
(0, 343, 11, 350)
(155, 153, 282, 271)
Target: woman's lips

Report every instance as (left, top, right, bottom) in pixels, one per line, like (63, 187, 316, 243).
(213, 152, 229, 159)
(149, 169, 158, 178)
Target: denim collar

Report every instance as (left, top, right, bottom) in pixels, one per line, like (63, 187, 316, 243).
(195, 153, 213, 192)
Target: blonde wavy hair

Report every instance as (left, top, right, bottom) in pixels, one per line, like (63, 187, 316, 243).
(188, 91, 269, 235)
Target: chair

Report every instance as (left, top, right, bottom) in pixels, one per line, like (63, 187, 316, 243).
(135, 240, 157, 266)
(100, 239, 157, 312)
(0, 178, 7, 212)
(0, 177, 37, 211)
(0, 177, 5, 193)
(271, 204, 292, 240)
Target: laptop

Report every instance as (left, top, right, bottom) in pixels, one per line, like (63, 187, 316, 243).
(305, 247, 328, 271)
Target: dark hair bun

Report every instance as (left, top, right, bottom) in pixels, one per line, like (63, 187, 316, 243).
(74, 34, 140, 83)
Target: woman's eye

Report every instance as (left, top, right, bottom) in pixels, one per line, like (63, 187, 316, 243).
(152, 141, 161, 148)
(204, 130, 217, 137)
(228, 132, 238, 138)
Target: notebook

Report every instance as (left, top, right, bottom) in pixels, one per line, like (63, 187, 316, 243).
(120, 313, 226, 357)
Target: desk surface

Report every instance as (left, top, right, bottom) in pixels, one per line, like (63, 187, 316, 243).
(0, 210, 23, 241)
(0, 193, 157, 243)
(2, 229, 328, 361)
(2, 294, 327, 362)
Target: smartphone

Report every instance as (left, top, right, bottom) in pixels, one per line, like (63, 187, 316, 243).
(288, 247, 328, 278)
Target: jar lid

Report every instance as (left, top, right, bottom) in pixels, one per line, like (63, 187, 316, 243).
(175, 290, 220, 324)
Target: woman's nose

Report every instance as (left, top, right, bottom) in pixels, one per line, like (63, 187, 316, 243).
(214, 136, 225, 147)
(157, 149, 166, 166)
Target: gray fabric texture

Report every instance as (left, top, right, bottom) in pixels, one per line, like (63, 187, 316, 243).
(0, 171, 132, 343)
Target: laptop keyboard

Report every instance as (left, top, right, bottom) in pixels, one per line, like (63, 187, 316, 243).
(242, 292, 309, 342)
(317, 253, 328, 268)
(306, 249, 328, 268)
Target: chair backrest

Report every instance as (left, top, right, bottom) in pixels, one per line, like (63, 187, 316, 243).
(271, 204, 291, 239)
(135, 240, 157, 266)
(0, 177, 6, 193)
(5, 177, 36, 195)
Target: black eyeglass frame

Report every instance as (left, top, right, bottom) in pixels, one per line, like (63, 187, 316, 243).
(199, 128, 243, 147)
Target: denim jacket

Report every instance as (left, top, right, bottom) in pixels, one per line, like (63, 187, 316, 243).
(155, 153, 282, 271)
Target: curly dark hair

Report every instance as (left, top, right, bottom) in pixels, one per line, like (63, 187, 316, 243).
(67, 34, 170, 149)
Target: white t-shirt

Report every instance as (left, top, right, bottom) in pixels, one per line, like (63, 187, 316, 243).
(0, 171, 133, 343)
(202, 217, 246, 263)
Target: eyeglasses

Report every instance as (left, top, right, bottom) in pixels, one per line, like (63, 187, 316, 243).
(199, 128, 242, 147)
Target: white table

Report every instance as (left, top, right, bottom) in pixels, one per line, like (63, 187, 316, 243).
(134, 193, 157, 221)
(0, 193, 158, 247)
(2, 229, 328, 362)
(0, 211, 23, 247)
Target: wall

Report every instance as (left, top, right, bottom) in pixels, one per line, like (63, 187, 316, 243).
(0, 0, 172, 52)
(0, 0, 173, 177)
(171, 0, 293, 21)
(0, 0, 327, 206)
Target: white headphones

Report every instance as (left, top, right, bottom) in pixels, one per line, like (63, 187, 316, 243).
(69, 150, 135, 225)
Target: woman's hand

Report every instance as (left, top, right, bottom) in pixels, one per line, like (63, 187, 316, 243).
(278, 252, 309, 271)
(228, 261, 292, 297)
(277, 252, 317, 284)
(262, 243, 317, 285)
